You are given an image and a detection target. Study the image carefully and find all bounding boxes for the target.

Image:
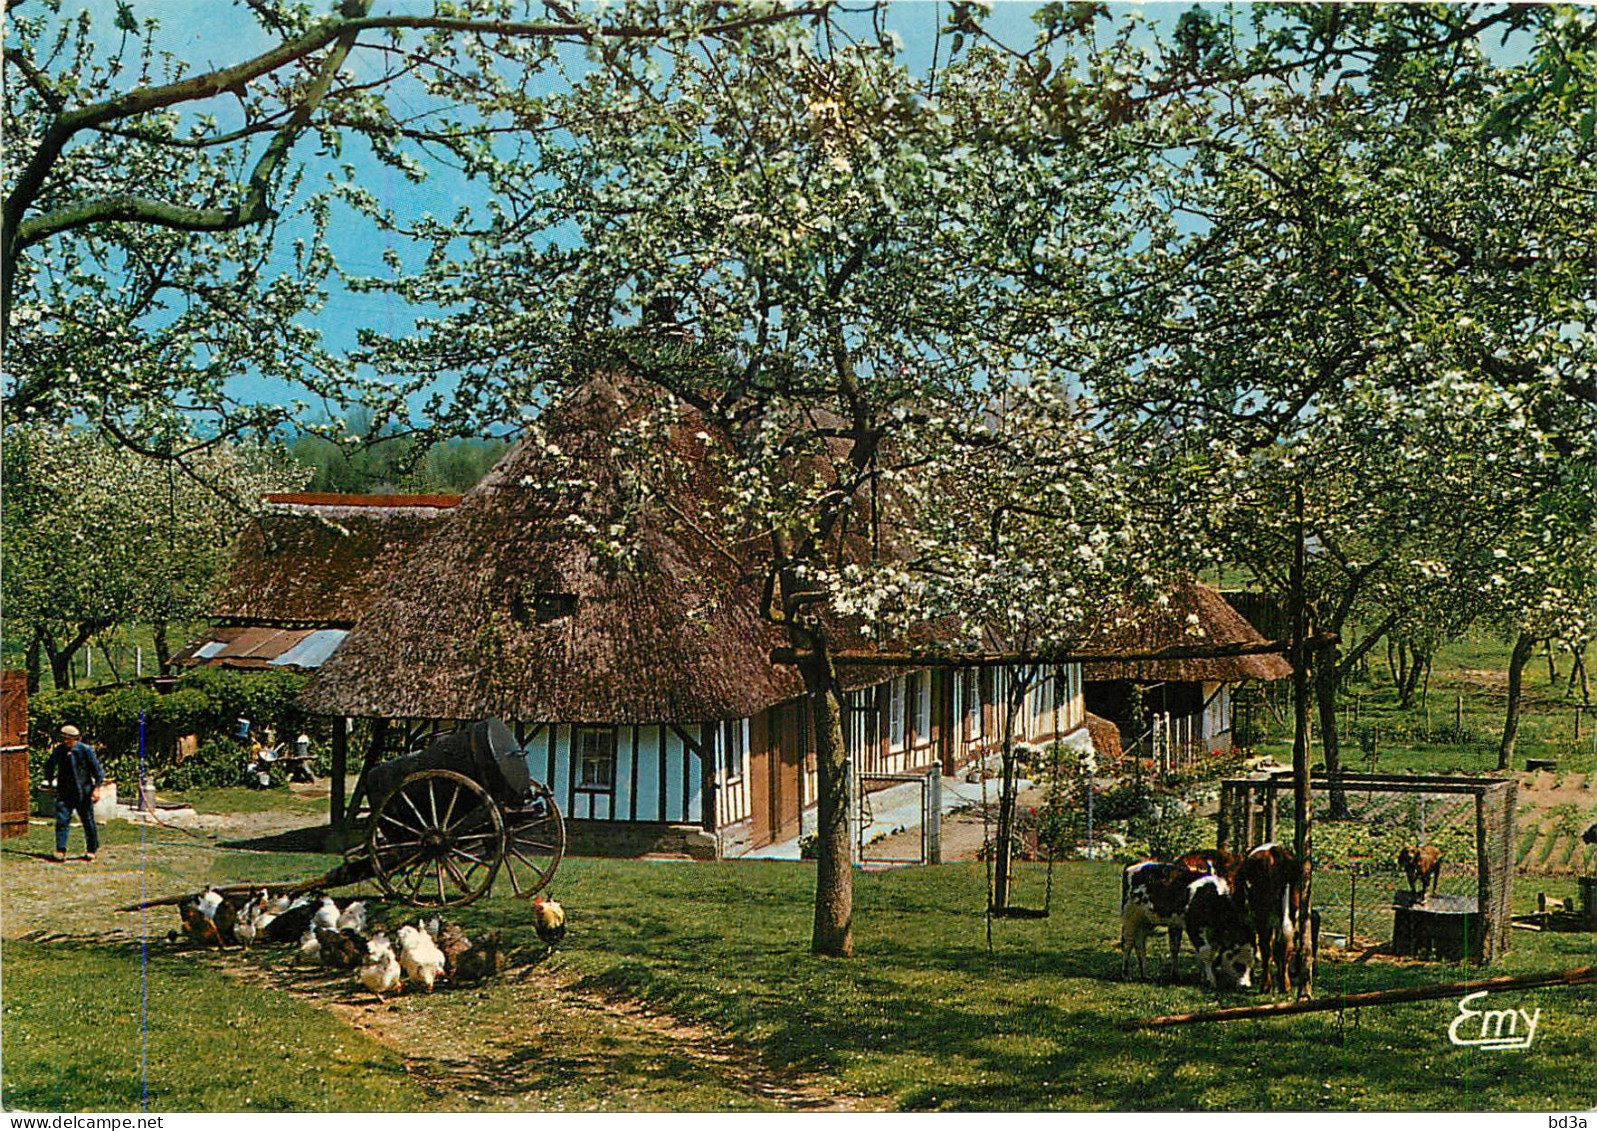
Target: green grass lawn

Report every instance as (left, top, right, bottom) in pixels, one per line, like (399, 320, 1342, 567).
(0, 938, 430, 1112)
(4, 839, 1594, 1112)
(531, 858, 1597, 1111)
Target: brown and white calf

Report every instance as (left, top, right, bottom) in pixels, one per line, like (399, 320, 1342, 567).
(1397, 844, 1443, 897)
(1120, 860, 1201, 981)
(1235, 843, 1317, 995)
(1183, 875, 1255, 991)
(1177, 848, 1241, 885)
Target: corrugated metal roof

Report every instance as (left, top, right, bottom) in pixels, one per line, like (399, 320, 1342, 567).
(268, 629, 348, 670)
(176, 626, 348, 671)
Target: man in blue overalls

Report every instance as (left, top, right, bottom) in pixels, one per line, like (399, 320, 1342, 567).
(44, 724, 104, 862)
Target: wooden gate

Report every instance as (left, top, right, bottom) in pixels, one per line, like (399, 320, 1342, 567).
(1, 671, 30, 839)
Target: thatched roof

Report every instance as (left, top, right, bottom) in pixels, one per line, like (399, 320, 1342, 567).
(212, 494, 458, 627)
(1085, 711, 1123, 764)
(300, 381, 808, 724)
(1078, 578, 1292, 683)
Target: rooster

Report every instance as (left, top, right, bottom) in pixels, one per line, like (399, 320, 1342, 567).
(532, 895, 566, 946)
(396, 924, 446, 992)
(359, 934, 403, 999)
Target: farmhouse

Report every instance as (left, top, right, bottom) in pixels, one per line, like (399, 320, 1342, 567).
(299, 379, 1098, 858)
(174, 492, 459, 672)
(1079, 578, 1291, 765)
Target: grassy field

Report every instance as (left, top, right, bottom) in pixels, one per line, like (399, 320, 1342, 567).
(1249, 631, 1597, 776)
(4, 805, 1594, 1113)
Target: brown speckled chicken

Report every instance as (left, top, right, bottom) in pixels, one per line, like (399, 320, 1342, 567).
(435, 921, 472, 979)
(452, 930, 505, 984)
(316, 927, 366, 970)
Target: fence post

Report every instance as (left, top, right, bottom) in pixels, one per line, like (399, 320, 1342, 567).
(926, 768, 942, 865)
(843, 758, 858, 865)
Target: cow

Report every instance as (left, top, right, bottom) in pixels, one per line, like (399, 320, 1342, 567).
(1177, 847, 1241, 885)
(1234, 842, 1318, 996)
(1183, 875, 1255, 991)
(1120, 860, 1199, 982)
(1398, 844, 1443, 897)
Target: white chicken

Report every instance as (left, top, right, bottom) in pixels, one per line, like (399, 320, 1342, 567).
(358, 934, 403, 999)
(395, 924, 446, 992)
(311, 895, 340, 931)
(196, 890, 223, 920)
(336, 900, 367, 933)
(296, 928, 322, 963)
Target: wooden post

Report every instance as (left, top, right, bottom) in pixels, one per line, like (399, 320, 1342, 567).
(701, 721, 716, 833)
(330, 716, 348, 831)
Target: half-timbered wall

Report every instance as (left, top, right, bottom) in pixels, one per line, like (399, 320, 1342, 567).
(515, 722, 706, 825)
(713, 717, 753, 827)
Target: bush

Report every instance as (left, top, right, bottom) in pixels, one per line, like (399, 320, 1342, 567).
(26, 668, 316, 783)
(158, 736, 250, 791)
(1094, 779, 1152, 823)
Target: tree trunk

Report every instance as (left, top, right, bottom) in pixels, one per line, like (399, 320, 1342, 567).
(1315, 640, 1350, 819)
(153, 620, 173, 675)
(1545, 641, 1558, 684)
(991, 677, 1028, 913)
(804, 669, 853, 957)
(1498, 632, 1537, 770)
(1289, 489, 1315, 997)
(786, 616, 852, 957)
(1570, 651, 1590, 706)
(43, 629, 74, 690)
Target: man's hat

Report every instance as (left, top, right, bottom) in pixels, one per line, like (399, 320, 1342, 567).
(59, 725, 80, 738)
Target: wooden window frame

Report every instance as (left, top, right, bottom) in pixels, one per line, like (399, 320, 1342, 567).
(720, 719, 746, 784)
(888, 676, 906, 751)
(575, 726, 617, 792)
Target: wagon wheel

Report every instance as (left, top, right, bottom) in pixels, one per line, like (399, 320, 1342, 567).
(367, 769, 504, 907)
(500, 781, 565, 899)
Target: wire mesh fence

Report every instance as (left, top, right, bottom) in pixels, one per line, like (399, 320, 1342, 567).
(1218, 772, 1516, 962)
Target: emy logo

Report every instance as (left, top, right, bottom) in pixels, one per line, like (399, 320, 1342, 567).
(1447, 990, 1542, 1051)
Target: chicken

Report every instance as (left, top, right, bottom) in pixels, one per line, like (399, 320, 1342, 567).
(359, 934, 403, 999)
(336, 900, 367, 933)
(232, 891, 270, 947)
(212, 899, 239, 947)
(180, 904, 222, 948)
(312, 895, 341, 932)
(532, 895, 566, 945)
(452, 930, 505, 983)
(316, 927, 366, 970)
(296, 928, 322, 964)
(266, 893, 294, 915)
(250, 911, 278, 942)
(195, 890, 223, 920)
(265, 897, 320, 944)
(435, 921, 472, 978)
(395, 924, 446, 992)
